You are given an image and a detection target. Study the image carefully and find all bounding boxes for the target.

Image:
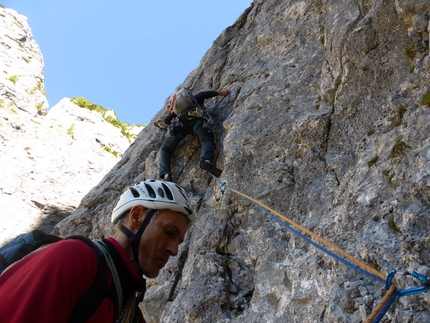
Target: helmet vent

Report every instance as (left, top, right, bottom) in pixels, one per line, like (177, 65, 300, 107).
(144, 183, 156, 198)
(129, 187, 140, 198)
(158, 187, 165, 198)
(162, 183, 174, 200)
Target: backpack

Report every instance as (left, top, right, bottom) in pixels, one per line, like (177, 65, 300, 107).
(0, 230, 118, 322)
(168, 87, 197, 115)
(0, 230, 62, 273)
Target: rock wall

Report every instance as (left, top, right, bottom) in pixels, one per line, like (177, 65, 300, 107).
(4, 0, 430, 322)
(0, 7, 143, 244)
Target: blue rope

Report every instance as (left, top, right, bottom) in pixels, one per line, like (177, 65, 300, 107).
(263, 208, 385, 282)
(211, 175, 385, 283)
(373, 289, 399, 322)
(210, 160, 430, 323)
(256, 204, 386, 284)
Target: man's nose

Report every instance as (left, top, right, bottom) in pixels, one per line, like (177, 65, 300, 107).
(167, 242, 179, 257)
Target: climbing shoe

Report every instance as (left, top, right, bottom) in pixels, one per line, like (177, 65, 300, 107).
(160, 173, 172, 181)
(200, 159, 222, 178)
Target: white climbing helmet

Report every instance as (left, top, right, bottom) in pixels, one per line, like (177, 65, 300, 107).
(111, 180, 195, 224)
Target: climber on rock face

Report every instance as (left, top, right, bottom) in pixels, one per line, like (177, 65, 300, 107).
(159, 87, 229, 182)
(0, 180, 195, 323)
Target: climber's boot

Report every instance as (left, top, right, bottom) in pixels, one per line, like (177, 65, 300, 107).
(200, 159, 222, 178)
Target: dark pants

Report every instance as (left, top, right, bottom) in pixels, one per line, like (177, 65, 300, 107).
(159, 121, 216, 177)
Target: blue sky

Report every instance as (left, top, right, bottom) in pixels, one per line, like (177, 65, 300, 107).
(4, 1, 251, 125)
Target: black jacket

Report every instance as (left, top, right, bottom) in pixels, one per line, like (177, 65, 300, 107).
(164, 91, 219, 133)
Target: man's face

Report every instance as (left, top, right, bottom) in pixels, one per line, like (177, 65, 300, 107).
(138, 209, 188, 278)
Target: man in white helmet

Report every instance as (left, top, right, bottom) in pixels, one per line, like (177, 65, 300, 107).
(0, 180, 195, 323)
(111, 180, 195, 279)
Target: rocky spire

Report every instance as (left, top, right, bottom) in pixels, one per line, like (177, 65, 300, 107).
(0, 7, 143, 244)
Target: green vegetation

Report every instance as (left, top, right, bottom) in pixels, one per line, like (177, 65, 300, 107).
(335, 76, 342, 90)
(405, 43, 416, 72)
(404, 43, 416, 61)
(36, 80, 46, 95)
(421, 91, 430, 106)
(5, 35, 23, 48)
(382, 169, 392, 183)
(35, 102, 43, 110)
(70, 96, 137, 142)
(8, 75, 18, 84)
(390, 136, 409, 158)
(293, 297, 312, 304)
(26, 81, 46, 95)
(347, 305, 358, 314)
(105, 115, 132, 141)
(222, 254, 230, 267)
(26, 87, 36, 94)
(22, 57, 30, 64)
(103, 146, 119, 157)
(367, 156, 378, 168)
(387, 215, 401, 234)
(315, 95, 321, 110)
(67, 124, 75, 140)
(391, 106, 407, 127)
(71, 96, 107, 114)
(332, 75, 343, 104)
(368, 258, 381, 271)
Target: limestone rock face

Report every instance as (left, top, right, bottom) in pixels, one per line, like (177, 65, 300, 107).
(0, 8, 47, 115)
(0, 8, 142, 244)
(4, 1, 430, 322)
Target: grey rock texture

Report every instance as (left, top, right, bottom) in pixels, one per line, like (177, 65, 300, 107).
(4, 0, 430, 322)
(0, 7, 143, 245)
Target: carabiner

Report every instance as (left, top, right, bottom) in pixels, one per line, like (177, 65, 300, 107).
(386, 270, 430, 297)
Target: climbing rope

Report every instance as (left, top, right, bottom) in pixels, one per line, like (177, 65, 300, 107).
(210, 176, 429, 322)
(94, 240, 124, 315)
(367, 270, 430, 322)
(366, 283, 397, 323)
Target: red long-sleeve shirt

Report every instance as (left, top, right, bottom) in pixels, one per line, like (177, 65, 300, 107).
(0, 237, 145, 323)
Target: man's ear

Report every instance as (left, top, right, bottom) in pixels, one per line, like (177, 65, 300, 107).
(129, 205, 145, 230)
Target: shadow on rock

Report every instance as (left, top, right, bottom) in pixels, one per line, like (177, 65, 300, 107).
(33, 204, 76, 235)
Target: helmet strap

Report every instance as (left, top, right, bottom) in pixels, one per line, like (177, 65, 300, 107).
(119, 209, 157, 274)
